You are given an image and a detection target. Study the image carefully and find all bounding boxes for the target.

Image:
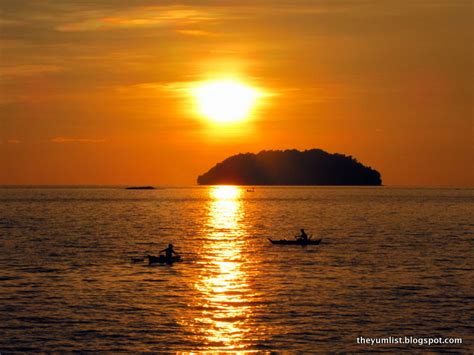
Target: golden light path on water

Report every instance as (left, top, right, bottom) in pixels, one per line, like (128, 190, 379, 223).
(193, 186, 253, 350)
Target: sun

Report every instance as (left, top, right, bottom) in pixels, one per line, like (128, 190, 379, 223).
(192, 79, 261, 123)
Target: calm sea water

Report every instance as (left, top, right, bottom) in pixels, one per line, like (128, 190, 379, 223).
(0, 186, 472, 352)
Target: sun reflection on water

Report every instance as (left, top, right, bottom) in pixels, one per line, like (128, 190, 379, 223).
(193, 186, 253, 350)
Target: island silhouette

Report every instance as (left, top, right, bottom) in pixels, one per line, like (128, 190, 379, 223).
(197, 149, 382, 185)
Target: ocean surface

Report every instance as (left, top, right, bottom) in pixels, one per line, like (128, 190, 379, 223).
(0, 186, 472, 352)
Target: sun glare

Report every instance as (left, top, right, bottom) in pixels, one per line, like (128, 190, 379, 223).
(210, 185, 241, 200)
(193, 79, 260, 123)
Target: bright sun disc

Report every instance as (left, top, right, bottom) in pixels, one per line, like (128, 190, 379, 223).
(193, 80, 260, 123)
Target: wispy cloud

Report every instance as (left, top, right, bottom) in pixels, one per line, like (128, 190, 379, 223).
(114, 79, 277, 101)
(113, 81, 193, 100)
(50, 137, 105, 143)
(56, 6, 217, 32)
(7, 139, 21, 144)
(0, 18, 23, 26)
(175, 29, 214, 36)
(0, 65, 63, 77)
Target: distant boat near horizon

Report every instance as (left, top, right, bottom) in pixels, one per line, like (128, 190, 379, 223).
(125, 186, 156, 190)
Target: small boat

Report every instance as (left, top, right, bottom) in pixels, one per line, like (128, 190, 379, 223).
(125, 186, 155, 190)
(147, 255, 182, 264)
(268, 238, 322, 245)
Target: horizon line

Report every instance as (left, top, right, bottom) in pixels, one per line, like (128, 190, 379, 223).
(0, 184, 472, 189)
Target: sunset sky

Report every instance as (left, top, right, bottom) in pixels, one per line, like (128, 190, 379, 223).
(1, 0, 472, 185)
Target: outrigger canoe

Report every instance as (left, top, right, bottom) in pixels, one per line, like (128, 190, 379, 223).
(147, 255, 182, 264)
(268, 238, 322, 245)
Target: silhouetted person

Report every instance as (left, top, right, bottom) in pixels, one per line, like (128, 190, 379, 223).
(296, 229, 308, 241)
(160, 244, 178, 259)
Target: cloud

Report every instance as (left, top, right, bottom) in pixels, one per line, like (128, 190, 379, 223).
(7, 139, 20, 144)
(55, 6, 218, 32)
(50, 137, 105, 143)
(113, 81, 193, 100)
(0, 65, 63, 77)
(114, 79, 278, 102)
(0, 18, 23, 26)
(175, 29, 214, 36)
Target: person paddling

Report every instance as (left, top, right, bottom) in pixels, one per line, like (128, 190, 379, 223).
(296, 229, 309, 242)
(160, 243, 179, 259)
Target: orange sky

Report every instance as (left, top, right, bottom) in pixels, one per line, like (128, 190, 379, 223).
(1, 1, 473, 185)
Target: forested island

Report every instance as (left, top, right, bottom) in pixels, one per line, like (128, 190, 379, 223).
(197, 149, 382, 185)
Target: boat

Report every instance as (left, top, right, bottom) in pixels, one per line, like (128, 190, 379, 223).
(147, 255, 182, 264)
(125, 186, 155, 190)
(268, 238, 322, 245)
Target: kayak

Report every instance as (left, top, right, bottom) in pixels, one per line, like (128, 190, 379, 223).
(268, 238, 322, 245)
(147, 255, 182, 264)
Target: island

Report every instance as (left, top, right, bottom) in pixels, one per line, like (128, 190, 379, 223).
(125, 186, 156, 190)
(197, 149, 382, 185)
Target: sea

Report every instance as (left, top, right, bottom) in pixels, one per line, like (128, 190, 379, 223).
(0, 186, 472, 352)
